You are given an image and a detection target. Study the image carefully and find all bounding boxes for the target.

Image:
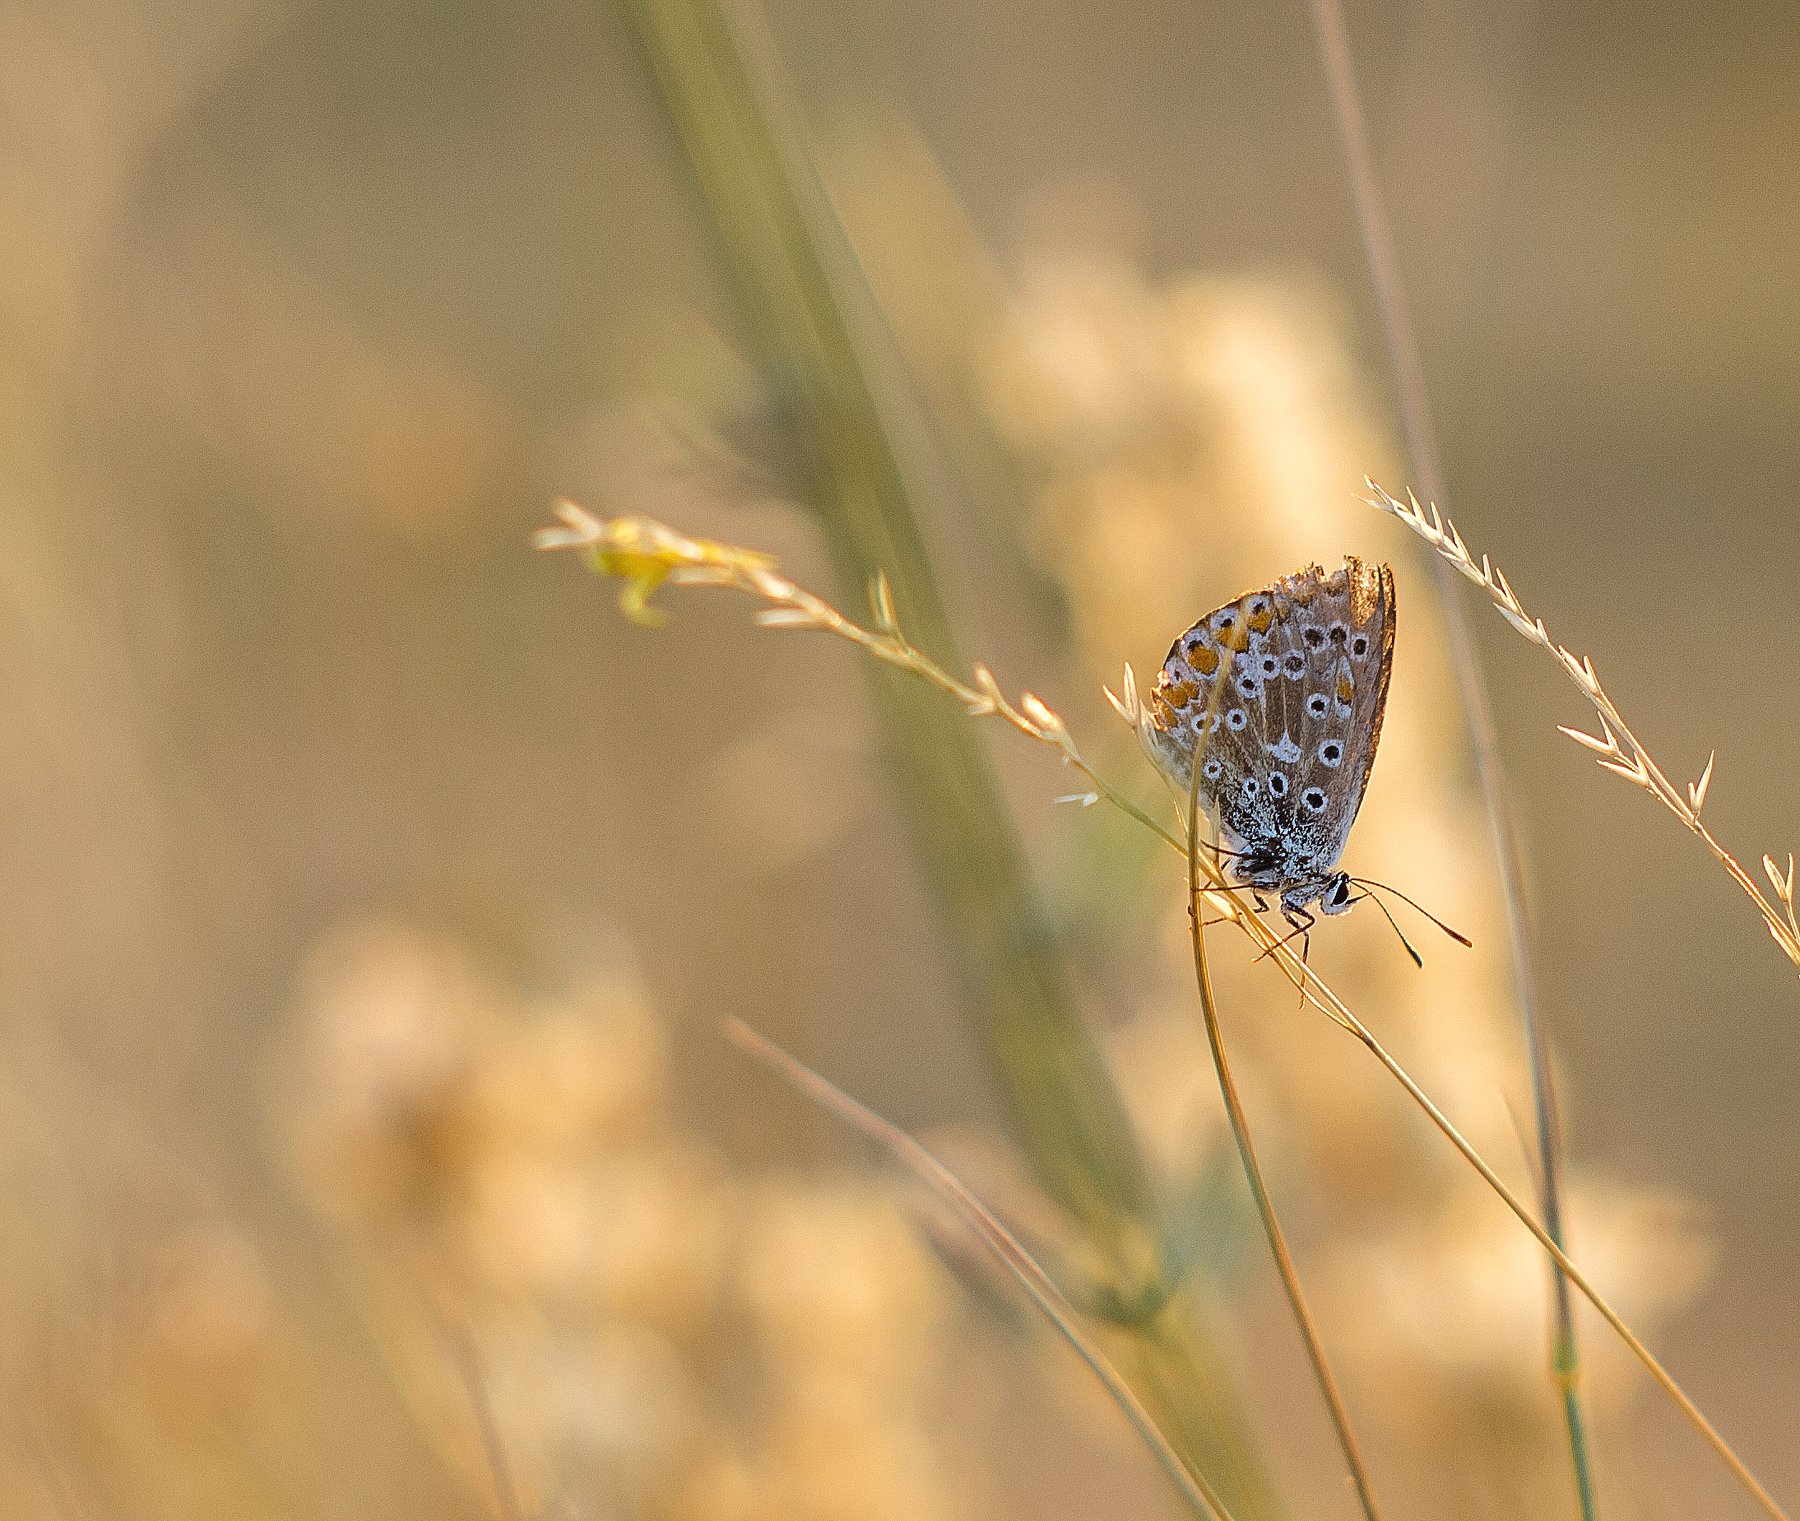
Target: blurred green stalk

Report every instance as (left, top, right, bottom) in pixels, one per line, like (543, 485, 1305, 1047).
(614, 0, 1280, 1512)
(620, 0, 1143, 1281)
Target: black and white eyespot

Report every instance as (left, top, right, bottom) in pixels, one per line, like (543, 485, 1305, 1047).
(1349, 633, 1371, 658)
(1267, 770, 1289, 798)
(1242, 776, 1259, 799)
(1305, 692, 1331, 720)
(1184, 633, 1211, 657)
(1225, 707, 1249, 731)
(1327, 622, 1349, 647)
(1213, 609, 1237, 633)
(1258, 654, 1279, 678)
(1301, 626, 1325, 649)
(1302, 787, 1328, 813)
(1202, 757, 1224, 781)
(1237, 673, 1260, 698)
(1189, 711, 1209, 733)
(1282, 651, 1307, 678)
(1318, 739, 1344, 768)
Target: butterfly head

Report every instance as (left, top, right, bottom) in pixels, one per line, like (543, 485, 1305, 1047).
(1276, 870, 1355, 920)
(1316, 872, 1355, 916)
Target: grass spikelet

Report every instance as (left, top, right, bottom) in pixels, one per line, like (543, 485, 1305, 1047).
(537, 504, 1185, 854)
(1368, 477, 1800, 971)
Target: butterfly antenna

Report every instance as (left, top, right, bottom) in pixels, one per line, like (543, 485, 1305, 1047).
(1353, 889, 1424, 968)
(1350, 877, 1474, 948)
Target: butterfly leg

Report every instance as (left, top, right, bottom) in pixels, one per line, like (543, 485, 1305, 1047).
(1252, 906, 1314, 966)
(1281, 906, 1316, 1010)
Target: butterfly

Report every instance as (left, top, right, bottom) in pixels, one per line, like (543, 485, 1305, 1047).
(1144, 557, 1397, 946)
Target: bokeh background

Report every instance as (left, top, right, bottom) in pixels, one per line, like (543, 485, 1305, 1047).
(3, 1, 1798, 1517)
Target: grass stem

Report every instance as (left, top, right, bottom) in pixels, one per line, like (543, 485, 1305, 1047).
(1184, 776, 1385, 1520)
(1330, 995, 1783, 1520)
(1301, 4, 1596, 1511)
(725, 1018, 1238, 1521)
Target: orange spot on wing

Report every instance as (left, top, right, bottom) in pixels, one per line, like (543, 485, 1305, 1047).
(1337, 674, 1355, 703)
(1190, 646, 1220, 675)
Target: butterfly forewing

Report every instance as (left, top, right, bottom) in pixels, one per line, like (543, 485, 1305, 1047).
(1146, 558, 1394, 894)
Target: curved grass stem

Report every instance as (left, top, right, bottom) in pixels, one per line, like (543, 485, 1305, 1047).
(1196, 859, 1786, 1519)
(1330, 997, 1783, 1520)
(1185, 776, 1385, 1520)
(724, 1018, 1237, 1521)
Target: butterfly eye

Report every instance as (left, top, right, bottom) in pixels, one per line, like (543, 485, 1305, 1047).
(1302, 787, 1328, 813)
(1305, 693, 1330, 719)
(1318, 740, 1343, 768)
(1350, 634, 1370, 657)
(1282, 652, 1306, 677)
(1237, 674, 1260, 698)
(1242, 777, 1259, 799)
(1301, 626, 1325, 649)
(1226, 708, 1249, 731)
(1202, 758, 1224, 781)
(1267, 771, 1288, 798)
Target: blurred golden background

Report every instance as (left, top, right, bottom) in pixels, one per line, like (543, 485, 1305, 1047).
(3, 1, 1797, 1517)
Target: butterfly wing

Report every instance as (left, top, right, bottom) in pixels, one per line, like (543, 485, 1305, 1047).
(1274, 557, 1395, 873)
(1146, 558, 1394, 878)
(1145, 573, 1309, 849)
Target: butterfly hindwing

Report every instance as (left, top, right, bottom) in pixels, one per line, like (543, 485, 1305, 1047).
(1278, 557, 1394, 871)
